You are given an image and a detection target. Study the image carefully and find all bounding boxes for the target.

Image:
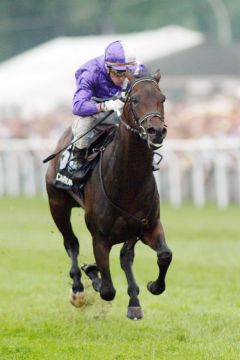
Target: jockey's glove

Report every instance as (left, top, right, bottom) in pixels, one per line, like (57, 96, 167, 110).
(103, 99, 124, 113)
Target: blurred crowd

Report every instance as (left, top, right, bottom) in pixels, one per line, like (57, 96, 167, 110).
(0, 93, 240, 140)
(165, 94, 240, 139)
(0, 106, 72, 139)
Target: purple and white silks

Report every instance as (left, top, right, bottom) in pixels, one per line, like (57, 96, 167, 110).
(72, 55, 145, 117)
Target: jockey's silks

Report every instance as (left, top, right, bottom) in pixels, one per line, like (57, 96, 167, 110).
(72, 55, 145, 117)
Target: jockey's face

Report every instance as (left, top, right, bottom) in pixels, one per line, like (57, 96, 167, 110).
(109, 68, 127, 87)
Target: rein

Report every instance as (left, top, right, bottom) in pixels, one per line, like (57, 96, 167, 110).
(98, 77, 163, 230)
(99, 150, 157, 228)
(96, 77, 164, 231)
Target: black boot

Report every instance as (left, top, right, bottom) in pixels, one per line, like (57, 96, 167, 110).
(67, 148, 87, 180)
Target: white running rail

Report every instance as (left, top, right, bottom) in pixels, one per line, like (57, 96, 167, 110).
(0, 138, 240, 208)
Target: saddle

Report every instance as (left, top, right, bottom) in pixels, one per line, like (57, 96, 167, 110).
(54, 125, 117, 196)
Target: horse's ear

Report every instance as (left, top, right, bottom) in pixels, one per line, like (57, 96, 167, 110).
(153, 69, 161, 83)
(126, 69, 134, 84)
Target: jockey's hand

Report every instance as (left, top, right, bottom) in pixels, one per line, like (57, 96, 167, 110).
(121, 91, 127, 101)
(104, 99, 124, 113)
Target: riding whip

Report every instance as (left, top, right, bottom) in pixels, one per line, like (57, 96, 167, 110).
(43, 110, 114, 163)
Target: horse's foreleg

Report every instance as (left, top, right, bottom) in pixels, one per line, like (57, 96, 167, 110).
(142, 220, 172, 295)
(92, 237, 116, 301)
(120, 240, 143, 320)
(48, 195, 85, 307)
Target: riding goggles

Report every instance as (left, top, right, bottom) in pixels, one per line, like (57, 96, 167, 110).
(109, 68, 127, 77)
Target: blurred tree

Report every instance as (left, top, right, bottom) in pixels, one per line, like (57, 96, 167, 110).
(0, 0, 239, 62)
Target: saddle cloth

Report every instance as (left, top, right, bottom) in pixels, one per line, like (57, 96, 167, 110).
(54, 125, 117, 197)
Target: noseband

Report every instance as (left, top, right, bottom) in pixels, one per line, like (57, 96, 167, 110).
(120, 77, 165, 143)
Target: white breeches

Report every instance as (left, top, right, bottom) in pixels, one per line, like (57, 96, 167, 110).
(72, 116, 98, 149)
(72, 113, 119, 149)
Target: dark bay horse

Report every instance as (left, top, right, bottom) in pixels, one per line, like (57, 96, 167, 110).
(46, 70, 172, 320)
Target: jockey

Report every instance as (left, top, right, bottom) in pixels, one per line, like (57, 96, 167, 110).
(68, 40, 146, 179)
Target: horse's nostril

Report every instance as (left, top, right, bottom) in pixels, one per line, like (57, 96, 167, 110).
(147, 127, 167, 137)
(162, 128, 167, 136)
(147, 127, 157, 135)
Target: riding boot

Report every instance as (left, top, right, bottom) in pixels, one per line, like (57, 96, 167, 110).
(67, 148, 87, 180)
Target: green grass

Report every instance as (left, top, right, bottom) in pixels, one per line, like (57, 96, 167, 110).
(0, 197, 240, 360)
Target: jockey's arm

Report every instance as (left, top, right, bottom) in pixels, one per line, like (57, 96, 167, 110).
(72, 70, 101, 117)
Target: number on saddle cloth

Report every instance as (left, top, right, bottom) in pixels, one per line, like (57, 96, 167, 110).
(54, 126, 116, 190)
(54, 145, 74, 189)
(59, 145, 72, 170)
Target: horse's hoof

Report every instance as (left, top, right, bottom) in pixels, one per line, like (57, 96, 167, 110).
(127, 306, 143, 320)
(100, 288, 116, 301)
(147, 281, 165, 295)
(69, 290, 86, 307)
(92, 278, 101, 292)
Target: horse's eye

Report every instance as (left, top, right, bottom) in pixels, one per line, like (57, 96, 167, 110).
(131, 98, 139, 105)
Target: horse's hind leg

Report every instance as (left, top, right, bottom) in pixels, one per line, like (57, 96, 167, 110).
(142, 220, 172, 295)
(81, 263, 101, 292)
(120, 239, 143, 320)
(48, 190, 85, 307)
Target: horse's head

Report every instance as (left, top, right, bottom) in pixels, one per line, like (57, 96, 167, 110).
(122, 70, 167, 149)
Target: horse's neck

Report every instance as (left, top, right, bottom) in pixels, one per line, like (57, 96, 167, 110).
(104, 123, 153, 194)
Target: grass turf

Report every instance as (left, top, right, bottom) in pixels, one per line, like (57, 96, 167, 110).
(0, 197, 239, 359)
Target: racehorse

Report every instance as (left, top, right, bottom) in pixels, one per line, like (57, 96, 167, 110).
(45, 70, 172, 320)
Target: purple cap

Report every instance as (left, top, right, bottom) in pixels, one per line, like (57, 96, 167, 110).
(104, 40, 136, 70)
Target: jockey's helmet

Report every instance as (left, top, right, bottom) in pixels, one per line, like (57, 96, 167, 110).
(104, 40, 136, 71)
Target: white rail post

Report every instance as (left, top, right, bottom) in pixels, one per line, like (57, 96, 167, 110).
(192, 151, 205, 207)
(18, 151, 36, 197)
(0, 155, 4, 195)
(39, 156, 48, 195)
(3, 151, 20, 196)
(168, 152, 182, 207)
(214, 152, 229, 208)
(237, 157, 240, 205)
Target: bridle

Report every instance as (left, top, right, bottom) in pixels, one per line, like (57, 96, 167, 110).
(120, 77, 166, 146)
